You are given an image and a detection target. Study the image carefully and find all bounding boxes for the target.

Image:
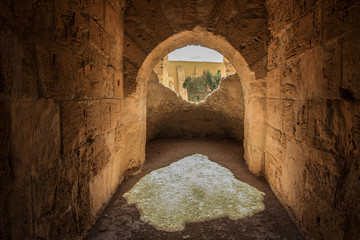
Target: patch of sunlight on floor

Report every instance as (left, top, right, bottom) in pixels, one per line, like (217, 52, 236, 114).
(123, 154, 265, 231)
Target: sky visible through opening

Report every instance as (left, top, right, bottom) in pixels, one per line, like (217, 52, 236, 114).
(168, 45, 224, 62)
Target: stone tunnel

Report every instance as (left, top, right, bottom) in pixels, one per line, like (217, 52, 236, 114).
(0, 0, 359, 239)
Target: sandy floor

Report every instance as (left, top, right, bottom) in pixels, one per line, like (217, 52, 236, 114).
(86, 139, 304, 240)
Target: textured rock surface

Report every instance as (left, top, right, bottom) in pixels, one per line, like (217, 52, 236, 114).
(124, 154, 265, 231)
(123, 0, 268, 96)
(147, 72, 244, 142)
(0, 1, 130, 239)
(86, 139, 303, 240)
(0, 0, 359, 239)
(265, 0, 360, 238)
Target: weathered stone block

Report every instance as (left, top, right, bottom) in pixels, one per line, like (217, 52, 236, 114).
(89, 18, 111, 58)
(123, 18, 157, 53)
(344, 101, 360, 158)
(61, 100, 101, 154)
(86, 133, 112, 179)
(101, 100, 112, 133)
(266, 99, 282, 131)
(82, 0, 105, 26)
(52, 207, 80, 240)
(114, 69, 124, 98)
(292, 100, 308, 141)
(307, 100, 348, 153)
(249, 81, 266, 98)
(11, 101, 60, 176)
(299, 44, 341, 100)
(0, 101, 10, 168)
(244, 143, 265, 175)
(89, 145, 125, 219)
(281, 137, 306, 219)
(265, 126, 285, 164)
(342, 31, 360, 100)
(279, 2, 321, 61)
(322, 41, 342, 99)
(123, 35, 147, 67)
(301, 189, 344, 239)
(109, 40, 123, 69)
(105, 0, 122, 43)
(245, 97, 266, 149)
(292, 2, 322, 55)
(280, 58, 305, 100)
(77, 62, 114, 99)
(32, 167, 58, 239)
(10, 39, 40, 99)
(10, 177, 33, 239)
(293, 0, 316, 21)
(54, 1, 89, 49)
(267, 37, 280, 70)
(305, 145, 341, 204)
(58, 153, 80, 203)
(282, 99, 295, 137)
(265, 151, 283, 194)
(0, 29, 22, 96)
(323, 1, 360, 42)
(36, 42, 78, 100)
(240, 31, 267, 65)
(267, 0, 292, 38)
(9, 100, 60, 239)
(249, 56, 268, 79)
(267, 68, 281, 98)
(110, 99, 123, 129)
(226, 18, 267, 51)
(0, 100, 11, 239)
(115, 121, 145, 172)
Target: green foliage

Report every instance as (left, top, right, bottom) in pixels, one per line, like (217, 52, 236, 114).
(183, 70, 222, 102)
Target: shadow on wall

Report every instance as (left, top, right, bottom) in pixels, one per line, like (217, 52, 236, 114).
(146, 72, 245, 142)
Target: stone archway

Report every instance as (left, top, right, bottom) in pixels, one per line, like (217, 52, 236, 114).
(130, 27, 266, 175)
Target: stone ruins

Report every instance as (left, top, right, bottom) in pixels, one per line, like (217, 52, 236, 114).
(0, 0, 359, 239)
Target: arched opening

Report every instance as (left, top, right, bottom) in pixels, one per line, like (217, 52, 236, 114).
(134, 26, 254, 96)
(128, 26, 266, 175)
(3, 0, 358, 238)
(91, 27, 270, 237)
(148, 44, 243, 141)
(153, 45, 236, 103)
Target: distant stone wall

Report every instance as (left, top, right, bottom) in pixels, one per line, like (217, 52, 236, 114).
(154, 57, 235, 100)
(147, 72, 244, 142)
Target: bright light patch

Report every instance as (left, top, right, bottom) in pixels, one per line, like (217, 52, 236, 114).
(168, 45, 223, 62)
(124, 154, 265, 231)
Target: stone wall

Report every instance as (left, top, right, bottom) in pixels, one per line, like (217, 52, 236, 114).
(147, 72, 244, 142)
(124, 0, 269, 175)
(2, 0, 359, 239)
(161, 60, 225, 98)
(154, 57, 236, 101)
(123, 0, 268, 96)
(0, 1, 136, 239)
(265, 0, 360, 238)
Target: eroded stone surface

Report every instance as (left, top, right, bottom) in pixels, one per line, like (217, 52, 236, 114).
(147, 72, 244, 142)
(1, 0, 359, 239)
(86, 139, 303, 240)
(124, 154, 265, 231)
(266, 0, 360, 238)
(0, 1, 128, 239)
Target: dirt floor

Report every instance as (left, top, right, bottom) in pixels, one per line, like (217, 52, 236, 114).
(86, 139, 304, 240)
